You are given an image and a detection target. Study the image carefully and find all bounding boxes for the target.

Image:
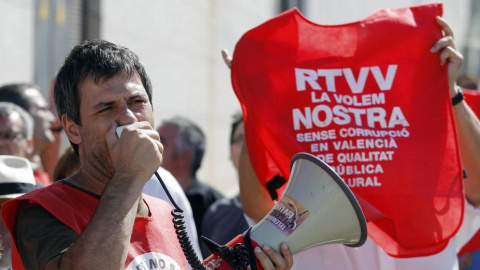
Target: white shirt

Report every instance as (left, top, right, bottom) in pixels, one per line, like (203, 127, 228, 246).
(290, 201, 480, 270)
(143, 168, 202, 261)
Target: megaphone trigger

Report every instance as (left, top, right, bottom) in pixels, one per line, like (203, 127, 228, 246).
(202, 234, 255, 270)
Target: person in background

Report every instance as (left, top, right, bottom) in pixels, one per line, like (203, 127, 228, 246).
(457, 73, 478, 91)
(0, 156, 38, 270)
(0, 102, 34, 160)
(226, 16, 480, 270)
(201, 112, 249, 257)
(456, 72, 479, 270)
(0, 83, 56, 186)
(157, 116, 224, 246)
(0, 102, 49, 186)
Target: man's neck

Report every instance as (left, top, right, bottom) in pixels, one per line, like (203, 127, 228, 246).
(67, 168, 108, 196)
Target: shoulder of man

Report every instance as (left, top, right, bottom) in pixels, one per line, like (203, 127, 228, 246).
(15, 200, 78, 270)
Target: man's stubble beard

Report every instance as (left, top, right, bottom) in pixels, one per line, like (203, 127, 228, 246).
(81, 133, 115, 181)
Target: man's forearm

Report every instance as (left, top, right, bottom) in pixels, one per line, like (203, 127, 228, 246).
(239, 143, 275, 223)
(453, 100, 480, 207)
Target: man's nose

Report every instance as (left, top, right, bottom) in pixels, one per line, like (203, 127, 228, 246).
(117, 106, 137, 126)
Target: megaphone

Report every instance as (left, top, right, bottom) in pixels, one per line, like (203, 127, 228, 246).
(202, 152, 367, 269)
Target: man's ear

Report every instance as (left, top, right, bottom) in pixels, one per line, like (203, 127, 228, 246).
(61, 114, 82, 145)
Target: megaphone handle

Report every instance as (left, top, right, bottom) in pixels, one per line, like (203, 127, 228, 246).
(203, 234, 262, 270)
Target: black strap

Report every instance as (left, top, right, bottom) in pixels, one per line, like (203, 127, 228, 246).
(243, 227, 257, 270)
(452, 88, 464, 106)
(266, 174, 286, 201)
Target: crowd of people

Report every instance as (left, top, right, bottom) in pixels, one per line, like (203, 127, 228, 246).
(0, 13, 478, 270)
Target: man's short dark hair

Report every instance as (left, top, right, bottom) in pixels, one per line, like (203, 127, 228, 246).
(0, 83, 41, 113)
(54, 39, 153, 153)
(165, 116, 205, 177)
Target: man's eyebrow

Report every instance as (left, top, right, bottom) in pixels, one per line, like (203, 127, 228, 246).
(128, 92, 149, 100)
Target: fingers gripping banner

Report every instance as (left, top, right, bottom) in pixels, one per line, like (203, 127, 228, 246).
(231, 4, 464, 258)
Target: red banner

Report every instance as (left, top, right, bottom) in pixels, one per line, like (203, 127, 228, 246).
(464, 89, 480, 118)
(231, 4, 464, 258)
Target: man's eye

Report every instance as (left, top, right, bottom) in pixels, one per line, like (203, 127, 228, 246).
(98, 107, 112, 113)
(133, 99, 146, 104)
